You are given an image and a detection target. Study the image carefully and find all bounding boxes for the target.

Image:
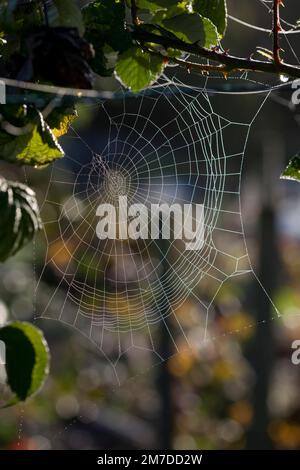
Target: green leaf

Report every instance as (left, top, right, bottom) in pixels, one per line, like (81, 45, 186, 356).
(83, 0, 132, 75)
(84, 0, 131, 52)
(135, 0, 177, 11)
(52, 0, 85, 36)
(0, 115, 64, 166)
(193, 0, 227, 36)
(0, 177, 42, 261)
(115, 47, 165, 92)
(280, 154, 300, 182)
(162, 12, 218, 47)
(152, 4, 187, 22)
(47, 106, 78, 138)
(0, 322, 49, 402)
(16, 124, 63, 166)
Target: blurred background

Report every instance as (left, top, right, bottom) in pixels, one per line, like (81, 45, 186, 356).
(1, 0, 300, 450)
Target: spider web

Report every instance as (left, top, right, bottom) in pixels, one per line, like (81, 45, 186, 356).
(33, 71, 281, 382)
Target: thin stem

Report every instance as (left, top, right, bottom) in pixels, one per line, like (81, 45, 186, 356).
(273, 0, 282, 66)
(132, 28, 300, 79)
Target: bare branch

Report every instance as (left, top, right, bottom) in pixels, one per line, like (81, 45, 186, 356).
(132, 28, 300, 79)
(273, 0, 283, 66)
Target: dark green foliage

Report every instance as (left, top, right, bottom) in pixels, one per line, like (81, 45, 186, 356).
(0, 177, 42, 261)
(193, 0, 227, 36)
(161, 12, 218, 46)
(0, 322, 49, 402)
(0, 105, 64, 166)
(83, 0, 132, 76)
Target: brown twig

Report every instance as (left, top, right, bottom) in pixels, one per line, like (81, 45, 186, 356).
(132, 28, 300, 79)
(273, 0, 282, 66)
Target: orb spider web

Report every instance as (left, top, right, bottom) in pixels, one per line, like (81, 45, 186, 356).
(34, 74, 279, 382)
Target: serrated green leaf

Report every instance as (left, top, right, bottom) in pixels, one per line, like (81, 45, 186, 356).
(0, 119, 64, 166)
(193, 0, 227, 36)
(115, 47, 165, 92)
(162, 12, 218, 47)
(52, 0, 85, 36)
(0, 322, 49, 402)
(136, 0, 177, 11)
(17, 124, 63, 166)
(281, 154, 300, 182)
(0, 177, 42, 261)
(152, 3, 187, 22)
(47, 106, 78, 138)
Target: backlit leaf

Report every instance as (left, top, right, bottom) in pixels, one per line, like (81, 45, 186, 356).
(0, 322, 49, 402)
(115, 46, 165, 92)
(193, 0, 227, 36)
(281, 154, 300, 182)
(0, 177, 42, 261)
(0, 112, 64, 166)
(162, 12, 218, 47)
